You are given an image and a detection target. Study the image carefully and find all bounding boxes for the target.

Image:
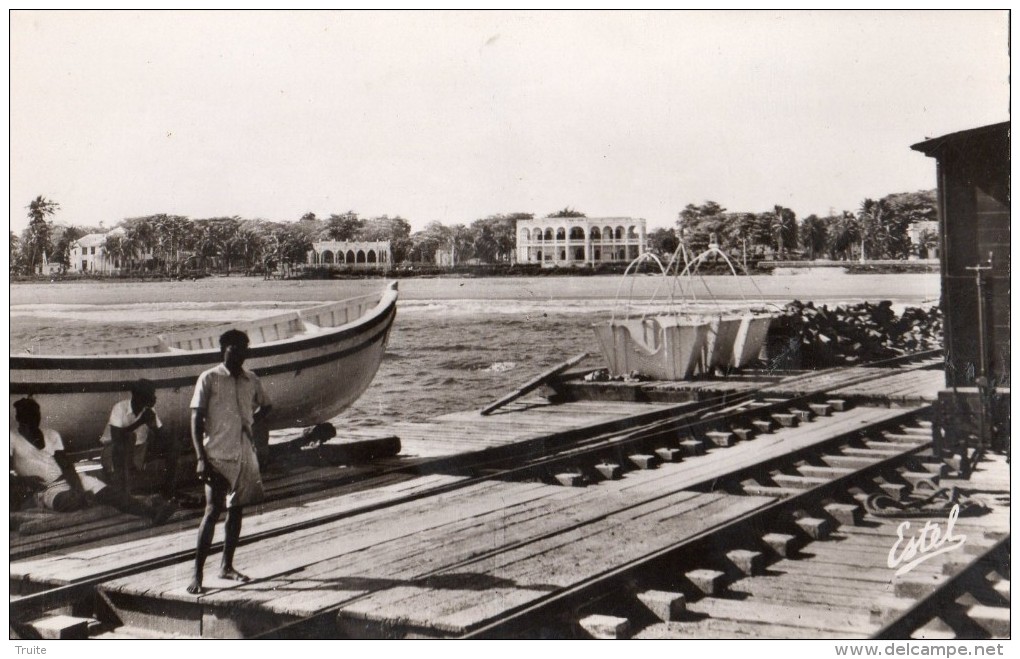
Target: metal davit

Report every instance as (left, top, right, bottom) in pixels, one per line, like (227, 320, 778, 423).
(592, 237, 778, 381)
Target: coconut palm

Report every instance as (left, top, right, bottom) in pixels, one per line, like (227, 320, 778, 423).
(857, 198, 890, 262)
(25, 195, 59, 273)
(827, 212, 860, 261)
(770, 205, 797, 259)
(800, 215, 829, 260)
(102, 234, 123, 273)
(125, 219, 157, 271)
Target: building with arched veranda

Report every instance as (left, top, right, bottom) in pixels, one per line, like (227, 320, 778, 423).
(515, 217, 647, 267)
(307, 240, 392, 270)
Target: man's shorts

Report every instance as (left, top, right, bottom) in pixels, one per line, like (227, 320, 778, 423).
(35, 473, 106, 511)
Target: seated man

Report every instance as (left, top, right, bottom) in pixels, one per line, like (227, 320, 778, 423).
(11, 398, 174, 524)
(100, 379, 181, 500)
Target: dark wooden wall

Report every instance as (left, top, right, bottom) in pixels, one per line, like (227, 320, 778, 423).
(929, 126, 1010, 388)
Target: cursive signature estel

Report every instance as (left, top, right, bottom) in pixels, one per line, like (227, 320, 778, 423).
(887, 504, 967, 577)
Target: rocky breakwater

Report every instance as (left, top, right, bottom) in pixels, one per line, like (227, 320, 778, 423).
(767, 300, 943, 368)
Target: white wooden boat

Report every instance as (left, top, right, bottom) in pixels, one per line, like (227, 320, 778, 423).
(10, 282, 398, 452)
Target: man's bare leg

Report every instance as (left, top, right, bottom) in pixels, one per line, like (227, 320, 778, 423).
(219, 506, 250, 582)
(187, 484, 222, 594)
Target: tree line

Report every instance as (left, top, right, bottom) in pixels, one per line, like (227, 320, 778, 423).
(10, 194, 938, 277)
(648, 191, 938, 265)
(10, 201, 530, 277)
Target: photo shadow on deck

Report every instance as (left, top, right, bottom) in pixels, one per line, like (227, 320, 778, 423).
(203, 572, 559, 595)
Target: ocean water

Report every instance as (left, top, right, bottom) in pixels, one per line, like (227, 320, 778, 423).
(9, 274, 941, 432)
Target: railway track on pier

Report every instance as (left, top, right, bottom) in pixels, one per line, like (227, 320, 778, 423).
(12, 351, 1007, 640)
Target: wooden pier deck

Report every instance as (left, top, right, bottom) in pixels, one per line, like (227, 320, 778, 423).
(13, 358, 1002, 640)
(560, 359, 945, 407)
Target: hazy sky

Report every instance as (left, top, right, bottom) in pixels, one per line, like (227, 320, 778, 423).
(9, 10, 1010, 235)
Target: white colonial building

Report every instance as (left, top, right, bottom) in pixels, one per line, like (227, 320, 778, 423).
(307, 240, 392, 270)
(69, 231, 117, 273)
(68, 227, 156, 274)
(516, 216, 648, 267)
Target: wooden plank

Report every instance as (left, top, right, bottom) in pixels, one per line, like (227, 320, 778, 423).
(685, 597, 875, 635)
(635, 617, 852, 639)
(479, 353, 588, 415)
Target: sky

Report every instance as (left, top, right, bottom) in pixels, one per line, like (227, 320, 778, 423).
(9, 10, 1011, 235)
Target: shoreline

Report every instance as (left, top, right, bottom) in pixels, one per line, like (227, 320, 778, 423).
(10, 272, 940, 306)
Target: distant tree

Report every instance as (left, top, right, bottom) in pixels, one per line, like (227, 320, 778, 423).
(234, 223, 265, 273)
(547, 207, 586, 218)
(646, 227, 680, 259)
(124, 217, 158, 271)
(770, 205, 797, 259)
(715, 212, 759, 261)
(409, 221, 451, 263)
(880, 190, 937, 259)
(266, 223, 313, 278)
(471, 224, 499, 263)
(857, 198, 891, 262)
(917, 228, 939, 258)
(194, 217, 241, 274)
(799, 214, 829, 260)
(324, 211, 363, 241)
(25, 195, 59, 273)
(149, 214, 194, 276)
(470, 213, 528, 262)
(827, 211, 860, 261)
(676, 201, 726, 249)
(50, 225, 88, 272)
(10, 231, 24, 274)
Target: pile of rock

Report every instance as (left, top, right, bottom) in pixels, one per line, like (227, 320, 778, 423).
(777, 300, 942, 367)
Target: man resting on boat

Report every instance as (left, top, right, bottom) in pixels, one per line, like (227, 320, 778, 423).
(10, 398, 176, 525)
(100, 379, 184, 503)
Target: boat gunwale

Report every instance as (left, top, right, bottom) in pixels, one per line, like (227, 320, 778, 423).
(10, 283, 398, 371)
(9, 311, 396, 395)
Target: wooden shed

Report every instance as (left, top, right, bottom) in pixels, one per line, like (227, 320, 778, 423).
(911, 122, 1010, 388)
(912, 122, 1010, 455)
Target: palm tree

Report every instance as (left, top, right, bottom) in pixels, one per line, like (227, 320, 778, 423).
(857, 198, 890, 262)
(10, 231, 23, 274)
(827, 212, 860, 261)
(917, 228, 939, 259)
(234, 227, 264, 273)
(126, 219, 157, 272)
(102, 234, 123, 274)
(771, 205, 797, 260)
(800, 215, 829, 260)
(25, 195, 59, 273)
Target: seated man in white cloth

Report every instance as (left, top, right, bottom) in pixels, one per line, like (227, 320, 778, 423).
(10, 398, 174, 524)
(101, 378, 181, 501)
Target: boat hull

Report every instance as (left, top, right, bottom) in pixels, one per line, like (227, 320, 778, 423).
(10, 284, 398, 452)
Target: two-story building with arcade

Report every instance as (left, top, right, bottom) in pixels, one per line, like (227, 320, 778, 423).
(515, 216, 647, 267)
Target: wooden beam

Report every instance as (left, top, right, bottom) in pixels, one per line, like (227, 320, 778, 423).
(479, 353, 588, 416)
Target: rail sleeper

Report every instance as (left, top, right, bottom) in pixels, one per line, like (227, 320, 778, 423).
(578, 614, 631, 640)
(637, 590, 686, 622)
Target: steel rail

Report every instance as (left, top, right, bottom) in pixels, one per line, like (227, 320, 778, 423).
(461, 414, 934, 639)
(10, 350, 940, 629)
(250, 406, 932, 639)
(873, 537, 1010, 639)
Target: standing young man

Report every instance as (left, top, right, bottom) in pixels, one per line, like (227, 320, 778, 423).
(186, 329, 272, 595)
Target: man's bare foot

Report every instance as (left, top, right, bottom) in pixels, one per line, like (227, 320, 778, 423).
(186, 579, 204, 594)
(218, 568, 251, 583)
